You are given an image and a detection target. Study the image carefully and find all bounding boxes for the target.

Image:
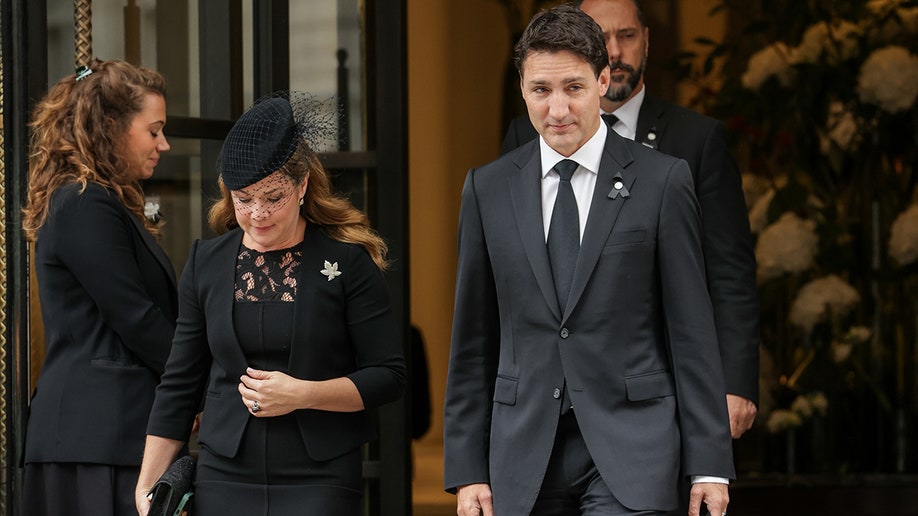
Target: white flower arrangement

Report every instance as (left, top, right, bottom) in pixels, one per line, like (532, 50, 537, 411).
(867, 0, 903, 14)
(741, 172, 772, 212)
(792, 394, 822, 418)
(856, 45, 918, 114)
(788, 274, 861, 334)
(805, 392, 829, 415)
(831, 325, 872, 364)
(901, 7, 918, 34)
(767, 393, 828, 434)
(795, 20, 860, 65)
(819, 101, 859, 155)
(888, 203, 918, 266)
(766, 409, 804, 433)
(755, 212, 819, 281)
(747, 189, 775, 235)
(867, 1, 918, 41)
(741, 42, 797, 90)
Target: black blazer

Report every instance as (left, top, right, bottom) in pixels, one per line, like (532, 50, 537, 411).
(501, 94, 760, 402)
(147, 223, 406, 461)
(445, 133, 734, 514)
(25, 182, 178, 466)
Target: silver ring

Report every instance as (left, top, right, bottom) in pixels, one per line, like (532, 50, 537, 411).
(251, 400, 260, 413)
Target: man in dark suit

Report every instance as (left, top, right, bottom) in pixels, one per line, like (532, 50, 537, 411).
(444, 5, 733, 516)
(501, 0, 760, 440)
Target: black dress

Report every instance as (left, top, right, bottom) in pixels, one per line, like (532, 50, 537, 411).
(191, 245, 362, 515)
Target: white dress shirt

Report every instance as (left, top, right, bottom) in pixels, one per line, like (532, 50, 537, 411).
(603, 84, 645, 141)
(538, 121, 608, 243)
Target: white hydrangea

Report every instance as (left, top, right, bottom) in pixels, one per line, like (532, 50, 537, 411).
(766, 409, 803, 433)
(832, 326, 871, 363)
(742, 42, 797, 90)
(832, 341, 854, 363)
(755, 212, 819, 281)
(808, 392, 829, 415)
(866, 1, 918, 41)
(819, 101, 859, 155)
(888, 203, 918, 266)
(900, 7, 918, 33)
(789, 274, 861, 333)
(846, 325, 873, 343)
(857, 46, 918, 113)
(866, 0, 902, 14)
(742, 172, 772, 211)
(791, 395, 814, 417)
(748, 189, 775, 234)
(795, 20, 860, 64)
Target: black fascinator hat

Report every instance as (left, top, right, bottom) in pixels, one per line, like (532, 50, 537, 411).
(218, 91, 338, 190)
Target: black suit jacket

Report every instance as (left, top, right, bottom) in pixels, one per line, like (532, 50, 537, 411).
(147, 223, 406, 461)
(444, 132, 735, 514)
(501, 94, 760, 402)
(25, 182, 178, 466)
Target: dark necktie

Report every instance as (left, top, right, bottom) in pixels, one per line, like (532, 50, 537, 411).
(548, 159, 580, 415)
(547, 159, 580, 313)
(601, 113, 619, 127)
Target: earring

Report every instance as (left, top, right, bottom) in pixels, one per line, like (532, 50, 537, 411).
(299, 197, 304, 206)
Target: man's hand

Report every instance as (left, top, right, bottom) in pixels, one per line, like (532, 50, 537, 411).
(456, 483, 494, 516)
(688, 482, 728, 516)
(727, 394, 756, 438)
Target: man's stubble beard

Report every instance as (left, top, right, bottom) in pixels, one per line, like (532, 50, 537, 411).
(604, 53, 647, 103)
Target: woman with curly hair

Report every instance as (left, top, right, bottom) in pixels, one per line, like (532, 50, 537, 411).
(21, 59, 177, 516)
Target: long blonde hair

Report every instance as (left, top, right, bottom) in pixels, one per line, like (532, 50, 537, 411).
(22, 59, 167, 242)
(208, 147, 390, 270)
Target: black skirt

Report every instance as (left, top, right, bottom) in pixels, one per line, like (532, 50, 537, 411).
(21, 462, 139, 516)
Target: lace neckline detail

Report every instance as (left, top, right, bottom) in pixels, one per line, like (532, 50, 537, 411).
(234, 243, 301, 302)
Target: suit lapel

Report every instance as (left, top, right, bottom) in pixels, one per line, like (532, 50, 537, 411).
(508, 143, 562, 321)
(635, 95, 667, 150)
(287, 224, 318, 370)
(565, 132, 636, 320)
(211, 230, 250, 375)
(127, 214, 177, 287)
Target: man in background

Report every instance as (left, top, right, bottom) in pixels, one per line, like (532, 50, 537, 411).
(502, 0, 760, 440)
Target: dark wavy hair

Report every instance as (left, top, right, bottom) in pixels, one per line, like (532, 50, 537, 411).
(22, 59, 167, 241)
(574, 0, 646, 28)
(513, 3, 610, 79)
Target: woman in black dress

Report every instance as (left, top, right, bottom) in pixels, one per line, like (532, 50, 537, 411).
(21, 59, 177, 516)
(135, 92, 406, 515)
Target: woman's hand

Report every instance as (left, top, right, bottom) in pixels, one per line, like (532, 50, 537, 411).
(239, 367, 365, 414)
(238, 367, 305, 417)
(135, 486, 152, 515)
(135, 435, 184, 516)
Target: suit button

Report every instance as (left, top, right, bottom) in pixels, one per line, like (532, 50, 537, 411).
(553, 388, 561, 399)
(560, 328, 570, 339)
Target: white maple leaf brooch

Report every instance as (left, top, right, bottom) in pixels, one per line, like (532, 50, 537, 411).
(321, 260, 342, 281)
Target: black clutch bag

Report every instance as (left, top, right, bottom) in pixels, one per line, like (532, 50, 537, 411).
(148, 455, 195, 516)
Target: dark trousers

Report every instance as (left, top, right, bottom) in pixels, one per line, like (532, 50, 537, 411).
(530, 411, 669, 516)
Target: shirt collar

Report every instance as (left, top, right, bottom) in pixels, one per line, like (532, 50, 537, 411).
(539, 120, 607, 179)
(603, 85, 645, 140)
